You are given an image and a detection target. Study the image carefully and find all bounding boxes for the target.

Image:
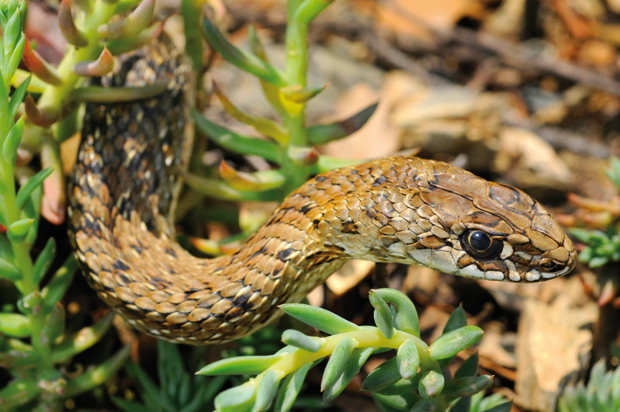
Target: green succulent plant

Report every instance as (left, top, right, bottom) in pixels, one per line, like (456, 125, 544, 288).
(199, 289, 512, 412)
(558, 360, 620, 412)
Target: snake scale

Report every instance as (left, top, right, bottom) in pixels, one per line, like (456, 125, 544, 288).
(68, 38, 576, 344)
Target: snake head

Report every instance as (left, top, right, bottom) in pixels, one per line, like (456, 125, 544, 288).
(301, 156, 576, 282)
(418, 171, 577, 282)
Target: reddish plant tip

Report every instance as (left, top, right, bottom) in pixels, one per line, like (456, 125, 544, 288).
(73, 47, 114, 77)
(58, 0, 89, 47)
(25, 95, 60, 127)
(22, 38, 63, 85)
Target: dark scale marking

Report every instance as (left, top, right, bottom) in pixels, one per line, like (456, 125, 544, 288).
(113, 259, 130, 271)
(373, 176, 387, 186)
(165, 247, 177, 258)
(300, 204, 313, 214)
(249, 245, 268, 260)
(233, 291, 251, 307)
(341, 220, 359, 234)
(276, 248, 294, 261)
(315, 176, 327, 182)
(365, 206, 377, 219)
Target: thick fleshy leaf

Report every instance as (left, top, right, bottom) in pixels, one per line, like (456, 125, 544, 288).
(0, 378, 39, 410)
(287, 146, 318, 167)
(52, 312, 115, 362)
(410, 399, 437, 412)
(442, 375, 493, 398)
(219, 161, 286, 192)
(315, 155, 361, 173)
(7, 218, 34, 243)
(485, 402, 513, 412)
(2, 115, 24, 162)
(24, 94, 60, 127)
(253, 370, 282, 412)
(374, 288, 420, 337)
(279, 303, 360, 335)
(323, 346, 374, 402)
(197, 354, 283, 376)
(9, 75, 30, 119)
(248, 25, 285, 115)
(0, 313, 31, 337)
(106, 20, 165, 55)
(396, 339, 420, 379)
(281, 329, 324, 352)
(293, 0, 335, 24)
(184, 173, 281, 202)
(22, 38, 62, 85)
(202, 17, 285, 86)
(73, 47, 114, 76)
(369, 291, 394, 339)
(6, 34, 25, 81)
(41, 255, 77, 315)
(192, 111, 281, 163)
(32, 237, 55, 286)
(98, 0, 154, 40)
(274, 363, 312, 412)
(64, 345, 131, 397)
(307, 103, 377, 145)
(41, 303, 65, 345)
(374, 378, 417, 396)
(16, 167, 54, 209)
(58, 0, 88, 46)
(429, 326, 483, 360)
(71, 84, 166, 102)
(362, 357, 401, 392)
(0, 257, 21, 281)
(454, 353, 479, 379)
(418, 370, 444, 399)
(181, 0, 204, 71)
(214, 382, 256, 412)
(373, 392, 418, 411)
(321, 336, 358, 393)
(17, 291, 43, 316)
(443, 306, 467, 334)
(0, 349, 37, 368)
(280, 83, 327, 104)
(213, 83, 289, 144)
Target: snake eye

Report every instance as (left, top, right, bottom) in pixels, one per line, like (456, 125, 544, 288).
(461, 230, 502, 260)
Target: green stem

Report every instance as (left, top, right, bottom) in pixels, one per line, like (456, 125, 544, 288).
(257, 327, 440, 384)
(36, 0, 120, 123)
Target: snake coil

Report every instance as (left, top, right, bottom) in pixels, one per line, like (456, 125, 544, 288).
(69, 39, 576, 344)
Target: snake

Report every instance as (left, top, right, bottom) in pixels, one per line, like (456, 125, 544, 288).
(68, 37, 577, 344)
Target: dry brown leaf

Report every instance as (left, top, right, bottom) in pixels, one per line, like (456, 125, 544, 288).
(372, 0, 487, 40)
(515, 294, 597, 411)
(321, 83, 399, 159)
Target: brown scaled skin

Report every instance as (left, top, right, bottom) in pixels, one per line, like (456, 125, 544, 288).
(68, 40, 576, 344)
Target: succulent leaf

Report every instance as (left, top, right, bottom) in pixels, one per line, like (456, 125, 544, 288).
(197, 354, 283, 376)
(279, 303, 360, 334)
(429, 326, 483, 360)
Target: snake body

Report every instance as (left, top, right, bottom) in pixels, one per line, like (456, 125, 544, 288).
(68, 39, 576, 344)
